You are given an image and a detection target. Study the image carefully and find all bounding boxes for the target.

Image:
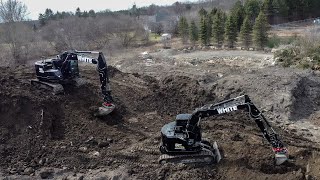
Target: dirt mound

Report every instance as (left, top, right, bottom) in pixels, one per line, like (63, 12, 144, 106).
(290, 76, 320, 121)
(147, 75, 216, 115)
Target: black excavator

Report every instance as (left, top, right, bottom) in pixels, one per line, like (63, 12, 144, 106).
(31, 50, 115, 116)
(159, 95, 289, 165)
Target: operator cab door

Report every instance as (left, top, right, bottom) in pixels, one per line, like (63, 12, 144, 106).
(63, 53, 80, 78)
(69, 59, 79, 77)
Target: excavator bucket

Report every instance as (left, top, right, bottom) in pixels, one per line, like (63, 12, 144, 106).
(275, 153, 288, 165)
(213, 141, 222, 163)
(94, 103, 115, 116)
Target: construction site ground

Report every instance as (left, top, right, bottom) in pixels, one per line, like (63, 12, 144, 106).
(1, 45, 320, 179)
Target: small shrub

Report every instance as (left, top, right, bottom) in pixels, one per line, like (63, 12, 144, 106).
(274, 46, 300, 67)
(267, 34, 281, 48)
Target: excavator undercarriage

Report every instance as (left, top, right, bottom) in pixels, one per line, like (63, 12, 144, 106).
(159, 141, 221, 164)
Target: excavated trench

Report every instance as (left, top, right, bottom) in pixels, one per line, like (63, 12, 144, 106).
(290, 76, 320, 121)
(0, 66, 320, 179)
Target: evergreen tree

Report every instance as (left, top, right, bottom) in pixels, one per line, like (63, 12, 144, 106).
(212, 10, 225, 47)
(225, 14, 238, 48)
(222, 11, 228, 26)
(44, 8, 54, 20)
(55, 11, 62, 19)
(38, 13, 46, 26)
(130, 3, 140, 18)
(262, 0, 274, 23)
(231, 0, 245, 32)
(272, 0, 289, 21)
(240, 16, 253, 49)
(189, 20, 199, 46)
(178, 16, 189, 44)
(253, 11, 270, 49)
(88, 10, 96, 17)
(206, 14, 213, 45)
(82, 11, 89, 18)
(199, 15, 207, 45)
(75, 7, 82, 17)
(210, 7, 218, 16)
(198, 7, 208, 17)
(244, 0, 261, 23)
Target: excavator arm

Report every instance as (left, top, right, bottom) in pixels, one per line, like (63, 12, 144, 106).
(75, 51, 113, 104)
(186, 95, 288, 165)
(64, 50, 115, 116)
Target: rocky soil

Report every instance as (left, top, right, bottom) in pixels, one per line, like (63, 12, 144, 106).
(1, 48, 320, 179)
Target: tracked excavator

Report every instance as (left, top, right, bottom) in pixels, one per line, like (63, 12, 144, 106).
(31, 50, 115, 116)
(159, 95, 289, 165)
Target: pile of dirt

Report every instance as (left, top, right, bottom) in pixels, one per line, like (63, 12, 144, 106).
(290, 75, 320, 121)
(1, 65, 320, 179)
(147, 75, 216, 116)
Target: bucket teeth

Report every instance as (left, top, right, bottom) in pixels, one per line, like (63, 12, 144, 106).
(212, 141, 221, 163)
(94, 103, 115, 116)
(275, 153, 288, 165)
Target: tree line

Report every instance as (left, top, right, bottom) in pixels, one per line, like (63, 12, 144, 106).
(178, 0, 273, 49)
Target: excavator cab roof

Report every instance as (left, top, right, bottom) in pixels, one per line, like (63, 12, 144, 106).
(176, 114, 192, 120)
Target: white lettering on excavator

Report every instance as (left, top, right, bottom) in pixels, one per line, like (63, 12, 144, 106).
(217, 106, 238, 114)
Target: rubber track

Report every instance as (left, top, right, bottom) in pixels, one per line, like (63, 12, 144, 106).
(107, 145, 160, 168)
(158, 148, 216, 164)
(104, 156, 159, 168)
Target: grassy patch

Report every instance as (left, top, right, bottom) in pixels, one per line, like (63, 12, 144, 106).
(275, 33, 320, 69)
(267, 34, 298, 48)
(149, 33, 161, 42)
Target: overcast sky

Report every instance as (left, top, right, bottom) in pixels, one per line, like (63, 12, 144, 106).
(22, 0, 196, 20)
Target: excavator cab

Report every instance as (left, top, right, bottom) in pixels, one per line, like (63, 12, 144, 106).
(35, 60, 63, 82)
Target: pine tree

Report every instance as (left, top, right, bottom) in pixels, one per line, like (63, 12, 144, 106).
(178, 16, 189, 44)
(38, 13, 46, 26)
(212, 10, 225, 47)
(189, 20, 199, 46)
(225, 14, 238, 48)
(88, 10, 96, 17)
(262, 0, 273, 23)
(244, 0, 261, 23)
(210, 7, 218, 16)
(231, 0, 245, 32)
(198, 7, 208, 17)
(240, 16, 253, 49)
(199, 15, 207, 46)
(44, 8, 54, 20)
(82, 11, 89, 18)
(253, 11, 270, 49)
(75, 7, 82, 17)
(206, 14, 213, 45)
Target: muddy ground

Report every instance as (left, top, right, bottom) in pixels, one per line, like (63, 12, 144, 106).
(1, 48, 320, 179)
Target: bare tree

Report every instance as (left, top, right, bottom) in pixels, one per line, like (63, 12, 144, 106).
(0, 0, 27, 22)
(40, 15, 145, 51)
(112, 15, 145, 48)
(0, 0, 28, 62)
(0, 23, 35, 62)
(149, 22, 164, 35)
(173, 1, 185, 15)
